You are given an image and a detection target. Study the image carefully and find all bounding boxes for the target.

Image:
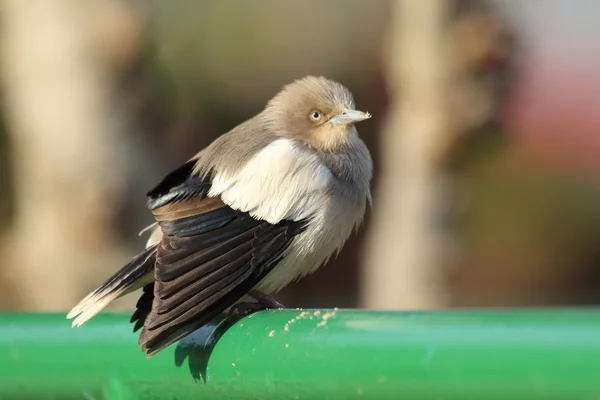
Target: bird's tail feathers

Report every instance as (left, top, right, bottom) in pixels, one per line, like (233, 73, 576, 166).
(67, 245, 157, 327)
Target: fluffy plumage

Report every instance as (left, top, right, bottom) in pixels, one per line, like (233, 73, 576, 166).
(67, 76, 373, 356)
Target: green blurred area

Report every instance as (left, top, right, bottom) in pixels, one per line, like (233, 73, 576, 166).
(3, 310, 600, 399)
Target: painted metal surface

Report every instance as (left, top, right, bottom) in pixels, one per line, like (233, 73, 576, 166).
(1, 309, 599, 399)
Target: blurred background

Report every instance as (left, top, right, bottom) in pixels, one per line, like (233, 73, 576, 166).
(1, 0, 599, 312)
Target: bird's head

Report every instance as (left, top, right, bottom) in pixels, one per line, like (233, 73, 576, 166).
(264, 76, 371, 152)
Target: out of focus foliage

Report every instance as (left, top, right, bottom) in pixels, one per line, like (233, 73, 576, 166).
(1, 0, 600, 309)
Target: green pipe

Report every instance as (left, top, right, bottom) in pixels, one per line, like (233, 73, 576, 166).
(1, 309, 599, 399)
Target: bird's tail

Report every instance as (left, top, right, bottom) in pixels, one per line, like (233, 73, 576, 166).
(67, 245, 157, 327)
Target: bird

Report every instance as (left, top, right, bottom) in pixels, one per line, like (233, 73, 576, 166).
(67, 76, 373, 356)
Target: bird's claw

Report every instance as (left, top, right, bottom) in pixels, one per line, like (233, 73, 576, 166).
(227, 290, 286, 321)
(248, 290, 285, 308)
(228, 302, 267, 320)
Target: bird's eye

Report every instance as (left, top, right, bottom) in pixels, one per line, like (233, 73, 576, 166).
(310, 111, 322, 121)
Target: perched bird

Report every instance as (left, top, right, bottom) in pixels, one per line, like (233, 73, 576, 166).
(67, 76, 373, 356)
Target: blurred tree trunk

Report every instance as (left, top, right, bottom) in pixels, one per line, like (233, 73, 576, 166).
(361, 0, 514, 309)
(0, 0, 141, 309)
(361, 0, 451, 309)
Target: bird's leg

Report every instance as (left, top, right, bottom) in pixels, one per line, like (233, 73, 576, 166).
(227, 291, 285, 321)
(227, 302, 266, 320)
(248, 290, 285, 308)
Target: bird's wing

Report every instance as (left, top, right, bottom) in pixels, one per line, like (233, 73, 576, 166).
(138, 158, 308, 356)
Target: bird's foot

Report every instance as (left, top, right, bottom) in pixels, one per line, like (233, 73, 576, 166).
(248, 290, 285, 308)
(227, 302, 267, 320)
(227, 291, 284, 321)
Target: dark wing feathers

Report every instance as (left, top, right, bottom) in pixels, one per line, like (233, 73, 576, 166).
(140, 213, 303, 355)
(156, 216, 261, 281)
(152, 196, 224, 222)
(159, 211, 237, 237)
(89, 245, 156, 301)
(146, 159, 211, 210)
(147, 159, 197, 198)
(131, 282, 155, 332)
(148, 253, 254, 328)
(134, 164, 305, 356)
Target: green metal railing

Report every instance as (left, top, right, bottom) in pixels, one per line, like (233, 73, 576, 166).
(1, 309, 600, 399)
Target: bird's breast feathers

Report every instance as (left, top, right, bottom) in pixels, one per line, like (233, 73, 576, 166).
(208, 138, 333, 224)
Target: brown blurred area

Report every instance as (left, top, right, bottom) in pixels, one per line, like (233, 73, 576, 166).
(0, 0, 599, 312)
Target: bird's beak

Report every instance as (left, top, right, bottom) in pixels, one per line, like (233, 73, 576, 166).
(329, 109, 372, 126)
